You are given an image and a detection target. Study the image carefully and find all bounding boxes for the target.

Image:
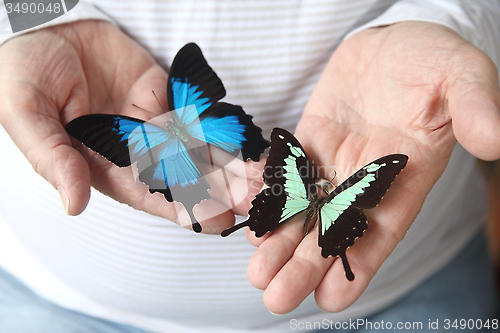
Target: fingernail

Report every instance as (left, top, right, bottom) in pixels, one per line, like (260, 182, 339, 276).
(57, 184, 70, 215)
(268, 310, 284, 316)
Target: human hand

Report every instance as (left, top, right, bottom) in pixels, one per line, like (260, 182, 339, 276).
(246, 22, 500, 313)
(0, 20, 263, 234)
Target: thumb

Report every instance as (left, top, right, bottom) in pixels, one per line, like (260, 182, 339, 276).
(0, 28, 94, 216)
(0, 84, 91, 216)
(36, 140, 92, 216)
(449, 51, 500, 161)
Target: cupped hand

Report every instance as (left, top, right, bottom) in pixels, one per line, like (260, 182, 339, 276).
(246, 22, 500, 313)
(0, 20, 263, 234)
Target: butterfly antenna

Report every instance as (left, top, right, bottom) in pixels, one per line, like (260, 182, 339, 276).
(322, 170, 338, 195)
(152, 90, 168, 113)
(131, 103, 153, 113)
(330, 170, 337, 185)
(317, 178, 335, 196)
(131, 103, 164, 120)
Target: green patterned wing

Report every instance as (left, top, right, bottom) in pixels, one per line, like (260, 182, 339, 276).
(222, 128, 317, 237)
(318, 154, 408, 280)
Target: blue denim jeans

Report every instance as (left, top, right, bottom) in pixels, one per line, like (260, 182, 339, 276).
(0, 268, 150, 333)
(316, 230, 499, 332)
(0, 230, 498, 333)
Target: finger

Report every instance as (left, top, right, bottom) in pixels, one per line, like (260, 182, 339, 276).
(314, 216, 394, 312)
(41, 141, 92, 216)
(208, 144, 267, 181)
(245, 227, 271, 247)
(261, 227, 334, 314)
(316, 170, 423, 312)
(0, 83, 92, 216)
(91, 160, 237, 234)
(192, 200, 236, 234)
(448, 48, 500, 160)
(247, 214, 306, 290)
(0, 31, 95, 216)
(203, 167, 263, 215)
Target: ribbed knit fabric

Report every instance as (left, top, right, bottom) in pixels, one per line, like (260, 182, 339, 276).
(0, 1, 498, 332)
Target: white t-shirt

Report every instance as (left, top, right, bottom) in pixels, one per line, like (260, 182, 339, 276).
(0, 1, 498, 332)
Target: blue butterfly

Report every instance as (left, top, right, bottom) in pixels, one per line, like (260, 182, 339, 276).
(222, 128, 407, 280)
(66, 43, 270, 232)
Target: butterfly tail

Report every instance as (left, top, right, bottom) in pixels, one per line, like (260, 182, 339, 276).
(220, 220, 251, 237)
(339, 253, 355, 281)
(150, 188, 200, 233)
(184, 202, 202, 233)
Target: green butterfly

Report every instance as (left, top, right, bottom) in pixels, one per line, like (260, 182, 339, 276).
(222, 128, 408, 281)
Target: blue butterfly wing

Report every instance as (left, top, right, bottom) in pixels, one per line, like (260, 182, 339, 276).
(167, 43, 225, 116)
(167, 43, 269, 162)
(65, 114, 167, 167)
(65, 114, 209, 232)
(196, 103, 270, 162)
(136, 137, 209, 233)
(66, 43, 269, 233)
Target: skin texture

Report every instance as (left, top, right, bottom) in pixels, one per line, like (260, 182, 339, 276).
(246, 22, 500, 314)
(1, 20, 499, 313)
(0, 20, 264, 234)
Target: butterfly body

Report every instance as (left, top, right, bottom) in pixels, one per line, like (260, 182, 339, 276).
(66, 43, 269, 233)
(222, 128, 407, 281)
(165, 120, 189, 144)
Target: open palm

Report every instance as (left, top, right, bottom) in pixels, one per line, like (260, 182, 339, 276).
(246, 22, 500, 314)
(0, 20, 262, 234)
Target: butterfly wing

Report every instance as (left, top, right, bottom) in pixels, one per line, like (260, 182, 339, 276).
(168, 43, 269, 162)
(328, 154, 409, 209)
(65, 114, 209, 232)
(222, 128, 316, 237)
(318, 154, 408, 280)
(196, 102, 270, 162)
(167, 43, 225, 115)
(319, 206, 367, 281)
(134, 136, 209, 233)
(67, 43, 269, 233)
(65, 114, 169, 167)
